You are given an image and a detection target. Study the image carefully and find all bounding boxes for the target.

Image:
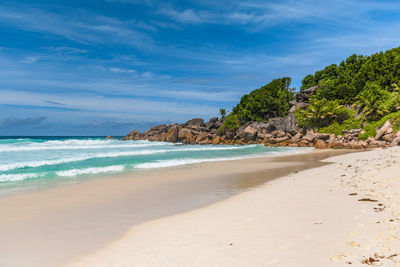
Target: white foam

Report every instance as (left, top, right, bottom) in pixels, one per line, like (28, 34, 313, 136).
(0, 149, 174, 171)
(135, 148, 313, 169)
(0, 173, 43, 182)
(171, 145, 255, 152)
(0, 157, 89, 171)
(0, 146, 260, 172)
(135, 155, 260, 169)
(56, 165, 125, 177)
(0, 139, 172, 152)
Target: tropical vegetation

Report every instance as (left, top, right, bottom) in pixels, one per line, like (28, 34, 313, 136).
(217, 46, 400, 139)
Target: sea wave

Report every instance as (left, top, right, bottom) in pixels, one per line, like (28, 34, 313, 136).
(0, 139, 172, 152)
(0, 173, 44, 182)
(56, 165, 125, 177)
(134, 156, 258, 169)
(0, 146, 255, 171)
(134, 147, 311, 169)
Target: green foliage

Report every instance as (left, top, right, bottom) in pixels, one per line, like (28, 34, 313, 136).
(232, 77, 295, 123)
(216, 114, 240, 136)
(301, 74, 315, 91)
(219, 108, 227, 119)
(294, 98, 354, 129)
(300, 48, 400, 104)
(359, 111, 400, 140)
(319, 118, 364, 136)
(221, 46, 400, 138)
(356, 82, 391, 120)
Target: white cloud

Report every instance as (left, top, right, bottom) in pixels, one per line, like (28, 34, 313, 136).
(108, 67, 136, 73)
(0, 4, 153, 49)
(157, 0, 400, 29)
(21, 56, 38, 64)
(159, 8, 213, 23)
(0, 90, 219, 118)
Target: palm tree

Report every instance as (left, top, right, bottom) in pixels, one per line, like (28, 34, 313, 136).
(356, 87, 389, 120)
(391, 83, 400, 110)
(219, 108, 227, 119)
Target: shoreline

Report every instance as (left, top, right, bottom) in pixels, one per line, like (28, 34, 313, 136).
(0, 142, 309, 198)
(68, 147, 400, 267)
(0, 149, 349, 267)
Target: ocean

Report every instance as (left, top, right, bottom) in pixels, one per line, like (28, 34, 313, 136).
(0, 136, 311, 194)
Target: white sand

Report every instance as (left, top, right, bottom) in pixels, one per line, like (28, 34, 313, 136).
(69, 148, 400, 267)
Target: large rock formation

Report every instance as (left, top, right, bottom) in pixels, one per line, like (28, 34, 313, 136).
(121, 82, 397, 150)
(288, 85, 318, 113)
(122, 117, 396, 149)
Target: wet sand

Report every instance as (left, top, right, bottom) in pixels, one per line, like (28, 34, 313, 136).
(0, 149, 350, 267)
(71, 147, 400, 267)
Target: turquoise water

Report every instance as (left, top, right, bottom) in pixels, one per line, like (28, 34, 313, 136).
(0, 136, 311, 193)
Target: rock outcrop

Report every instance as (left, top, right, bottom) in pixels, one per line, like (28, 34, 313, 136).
(123, 117, 400, 150)
(121, 81, 398, 150)
(288, 86, 318, 113)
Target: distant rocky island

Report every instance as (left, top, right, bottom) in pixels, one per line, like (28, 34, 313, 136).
(123, 47, 400, 149)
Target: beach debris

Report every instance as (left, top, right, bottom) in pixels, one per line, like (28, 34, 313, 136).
(387, 253, 399, 262)
(361, 254, 386, 265)
(361, 256, 380, 265)
(374, 205, 385, 212)
(358, 198, 378, 202)
(349, 193, 358, 196)
(229, 243, 233, 246)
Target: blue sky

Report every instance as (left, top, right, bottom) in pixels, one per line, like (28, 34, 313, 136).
(1, 0, 400, 135)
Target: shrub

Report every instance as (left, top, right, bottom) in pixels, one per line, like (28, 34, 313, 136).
(301, 48, 400, 104)
(319, 117, 364, 136)
(216, 114, 240, 136)
(294, 98, 354, 129)
(359, 121, 382, 140)
(232, 77, 295, 123)
(359, 111, 400, 140)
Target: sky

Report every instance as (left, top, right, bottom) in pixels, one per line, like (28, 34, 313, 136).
(1, 0, 400, 136)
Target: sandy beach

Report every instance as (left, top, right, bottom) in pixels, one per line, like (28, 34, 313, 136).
(65, 147, 400, 267)
(0, 149, 345, 267)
